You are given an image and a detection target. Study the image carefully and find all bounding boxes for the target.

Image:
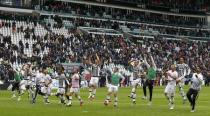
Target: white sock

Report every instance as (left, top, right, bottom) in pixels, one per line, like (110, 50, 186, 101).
(106, 95, 110, 102)
(130, 88, 136, 97)
(68, 96, 72, 103)
(92, 89, 96, 98)
(114, 97, 118, 106)
(132, 94, 136, 102)
(89, 89, 92, 97)
(77, 96, 82, 102)
(170, 96, 174, 105)
(165, 94, 170, 100)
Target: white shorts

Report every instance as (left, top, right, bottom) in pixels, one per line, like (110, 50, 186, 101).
(89, 77, 99, 86)
(57, 88, 65, 94)
(131, 78, 141, 87)
(20, 84, 26, 90)
(41, 86, 51, 95)
(70, 87, 80, 94)
(26, 80, 34, 87)
(108, 85, 119, 93)
(80, 81, 88, 88)
(164, 84, 176, 96)
(19, 80, 26, 90)
(19, 80, 26, 86)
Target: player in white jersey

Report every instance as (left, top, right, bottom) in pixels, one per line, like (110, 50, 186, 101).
(88, 54, 100, 100)
(81, 68, 91, 88)
(104, 67, 125, 107)
(32, 68, 44, 103)
(66, 67, 83, 106)
(186, 66, 203, 112)
(128, 60, 144, 104)
(176, 57, 191, 104)
(164, 65, 178, 110)
(41, 68, 52, 104)
(54, 67, 67, 104)
(21, 63, 33, 97)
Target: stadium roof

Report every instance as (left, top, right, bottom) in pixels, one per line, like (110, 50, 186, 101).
(0, 6, 34, 13)
(55, 0, 206, 18)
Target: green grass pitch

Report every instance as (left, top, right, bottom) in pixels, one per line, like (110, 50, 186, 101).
(0, 86, 209, 116)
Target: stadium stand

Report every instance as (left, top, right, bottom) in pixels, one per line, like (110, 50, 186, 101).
(0, 0, 210, 86)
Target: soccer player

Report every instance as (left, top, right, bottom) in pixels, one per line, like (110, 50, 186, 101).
(176, 57, 191, 104)
(11, 68, 23, 101)
(142, 54, 157, 105)
(55, 66, 67, 104)
(66, 67, 83, 106)
(164, 65, 178, 110)
(21, 63, 34, 100)
(82, 68, 91, 88)
(128, 60, 144, 104)
(186, 66, 203, 112)
(32, 67, 44, 104)
(88, 54, 100, 100)
(41, 68, 52, 104)
(104, 67, 125, 107)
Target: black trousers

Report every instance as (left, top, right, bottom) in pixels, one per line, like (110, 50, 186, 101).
(12, 82, 20, 92)
(205, 78, 210, 86)
(33, 85, 44, 100)
(143, 80, 154, 101)
(187, 88, 199, 110)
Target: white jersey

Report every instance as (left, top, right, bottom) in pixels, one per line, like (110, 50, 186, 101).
(176, 63, 190, 78)
(39, 74, 52, 94)
(164, 70, 178, 95)
(56, 73, 66, 88)
(43, 74, 52, 85)
(71, 73, 80, 88)
(132, 65, 143, 80)
(92, 65, 100, 77)
(35, 72, 44, 85)
(191, 73, 203, 91)
(166, 70, 178, 86)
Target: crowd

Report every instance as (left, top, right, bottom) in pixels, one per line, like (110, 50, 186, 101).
(0, 1, 209, 113)
(149, 0, 209, 11)
(92, 0, 210, 12)
(41, 15, 210, 38)
(0, 15, 210, 86)
(41, 1, 207, 28)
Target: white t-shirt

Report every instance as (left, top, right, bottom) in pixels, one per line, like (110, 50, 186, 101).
(191, 73, 203, 91)
(166, 70, 178, 86)
(43, 74, 52, 85)
(35, 72, 43, 85)
(71, 73, 80, 88)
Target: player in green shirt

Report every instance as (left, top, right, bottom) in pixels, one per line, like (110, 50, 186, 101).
(104, 67, 125, 107)
(11, 68, 23, 101)
(142, 54, 157, 105)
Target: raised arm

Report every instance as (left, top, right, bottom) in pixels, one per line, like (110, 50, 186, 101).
(119, 73, 125, 84)
(96, 53, 100, 65)
(143, 55, 150, 69)
(150, 55, 157, 70)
